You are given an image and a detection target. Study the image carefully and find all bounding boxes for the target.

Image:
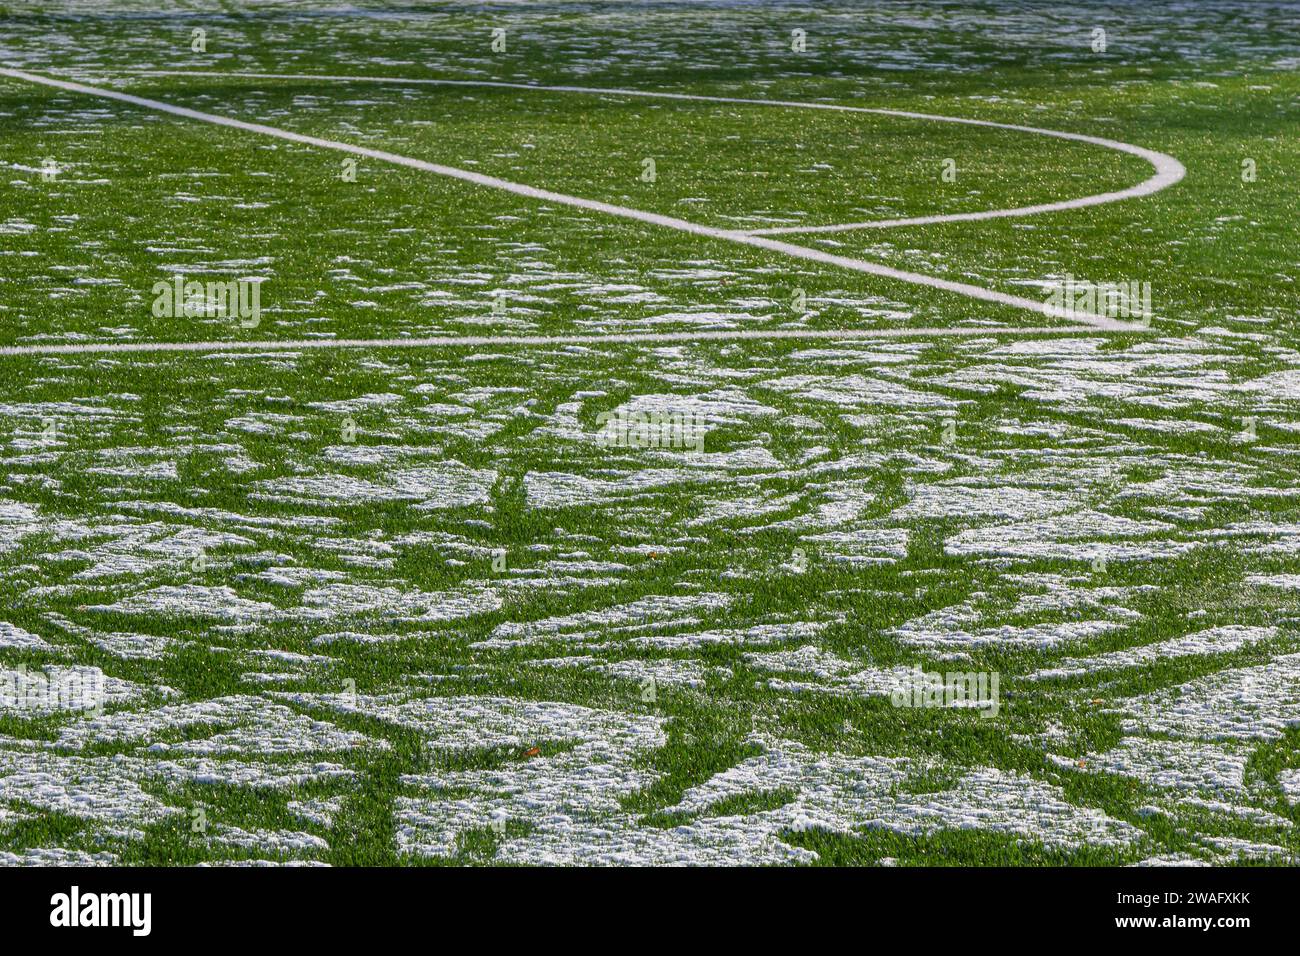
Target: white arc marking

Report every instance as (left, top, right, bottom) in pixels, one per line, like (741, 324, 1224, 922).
(113, 69, 1186, 236)
(0, 67, 1152, 336)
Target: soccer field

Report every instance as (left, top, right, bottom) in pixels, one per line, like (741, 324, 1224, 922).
(1, 0, 1299, 868)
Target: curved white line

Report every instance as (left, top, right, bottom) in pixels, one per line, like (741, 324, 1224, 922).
(0, 67, 1151, 337)
(111, 69, 1186, 236)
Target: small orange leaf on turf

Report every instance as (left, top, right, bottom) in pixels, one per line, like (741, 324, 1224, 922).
(525, 747, 541, 758)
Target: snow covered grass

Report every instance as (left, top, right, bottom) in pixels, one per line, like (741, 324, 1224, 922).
(0, 0, 1298, 866)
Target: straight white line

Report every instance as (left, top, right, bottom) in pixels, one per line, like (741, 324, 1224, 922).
(0, 67, 1145, 334)
(111, 69, 1186, 237)
(0, 326, 1121, 357)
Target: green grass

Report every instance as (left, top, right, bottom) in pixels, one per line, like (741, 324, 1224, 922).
(1, 0, 1299, 867)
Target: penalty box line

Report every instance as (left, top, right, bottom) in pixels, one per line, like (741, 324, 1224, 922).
(0, 326, 1128, 358)
(0, 66, 1148, 338)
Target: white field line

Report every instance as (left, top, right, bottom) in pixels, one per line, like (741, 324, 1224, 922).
(0, 66, 1151, 359)
(112, 69, 1186, 236)
(0, 326, 1117, 358)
